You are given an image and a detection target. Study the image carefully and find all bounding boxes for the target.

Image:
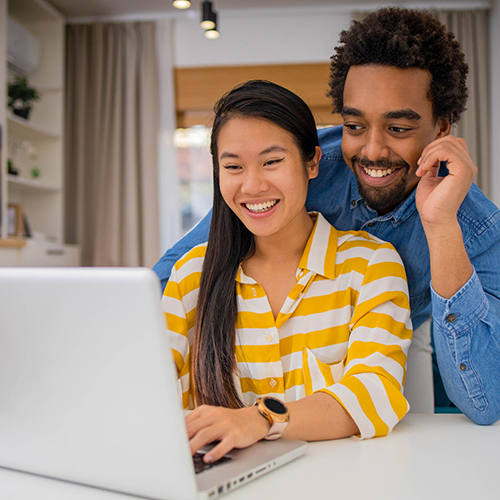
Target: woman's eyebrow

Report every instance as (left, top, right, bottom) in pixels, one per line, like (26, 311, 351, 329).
(220, 152, 240, 160)
(220, 146, 287, 160)
(259, 145, 287, 155)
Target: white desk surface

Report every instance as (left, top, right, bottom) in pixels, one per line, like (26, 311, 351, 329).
(1, 413, 499, 500)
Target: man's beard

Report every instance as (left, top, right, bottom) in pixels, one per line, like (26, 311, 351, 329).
(351, 155, 412, 214)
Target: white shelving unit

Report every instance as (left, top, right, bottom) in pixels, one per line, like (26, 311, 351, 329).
(0, 0, 80, 266)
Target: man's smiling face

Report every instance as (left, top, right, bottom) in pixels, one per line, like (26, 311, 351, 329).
(341, 65, 450, 214)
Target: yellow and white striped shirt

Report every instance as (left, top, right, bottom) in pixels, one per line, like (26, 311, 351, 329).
(162, 213, 412, 438)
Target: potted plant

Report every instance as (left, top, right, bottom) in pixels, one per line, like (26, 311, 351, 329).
(7, 76, 41, 120)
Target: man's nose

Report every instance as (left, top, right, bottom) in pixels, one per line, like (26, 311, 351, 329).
(361, 129, 390, 160)
(241, 168, 269, 194)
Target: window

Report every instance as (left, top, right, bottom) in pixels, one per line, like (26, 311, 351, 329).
(174, 126, 213, 235)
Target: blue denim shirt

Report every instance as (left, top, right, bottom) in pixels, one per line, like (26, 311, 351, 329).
(153, 125, 500, 425)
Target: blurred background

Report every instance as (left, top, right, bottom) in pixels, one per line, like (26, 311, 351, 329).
(0, 0, 498, 269)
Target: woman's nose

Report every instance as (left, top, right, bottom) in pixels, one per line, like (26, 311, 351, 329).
(241, 168, 269, 194)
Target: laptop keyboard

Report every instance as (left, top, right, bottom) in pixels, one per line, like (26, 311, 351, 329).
(193, 452, 232, 474)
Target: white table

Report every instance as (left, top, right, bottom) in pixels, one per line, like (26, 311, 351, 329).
(1, 414, 499, 500)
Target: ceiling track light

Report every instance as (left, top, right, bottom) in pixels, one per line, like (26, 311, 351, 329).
(201, 6, 216, 29)
(205, 26, 220, 39)
(201, 1, 219, 38)
(173, 0, 191, 9)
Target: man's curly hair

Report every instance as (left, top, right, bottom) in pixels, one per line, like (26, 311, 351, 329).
(328, 7, 469, 123)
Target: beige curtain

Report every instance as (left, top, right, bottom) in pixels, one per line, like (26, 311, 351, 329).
(352, 9, 490, 195)
(65, 22, 160, 267)
(432, 10, 490, 196)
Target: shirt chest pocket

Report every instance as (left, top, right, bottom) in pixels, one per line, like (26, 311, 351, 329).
(302, 347, 346, 396)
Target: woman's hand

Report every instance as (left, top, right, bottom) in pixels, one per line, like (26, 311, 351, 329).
(185, 404, 270, 463)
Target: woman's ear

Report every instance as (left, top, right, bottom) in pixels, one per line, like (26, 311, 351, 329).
(307, 146, 322, 180)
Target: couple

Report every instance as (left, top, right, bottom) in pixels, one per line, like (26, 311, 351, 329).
(159, 7, 500, 464)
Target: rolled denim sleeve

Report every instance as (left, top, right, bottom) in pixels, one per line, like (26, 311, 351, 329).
(152, 210, 212, 293)
(431, 267, 500, 425)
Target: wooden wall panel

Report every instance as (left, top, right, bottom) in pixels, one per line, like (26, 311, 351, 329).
(175, 63, 341, 128)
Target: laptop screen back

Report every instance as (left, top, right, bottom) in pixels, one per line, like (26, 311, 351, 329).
(0, 268, 197, 500)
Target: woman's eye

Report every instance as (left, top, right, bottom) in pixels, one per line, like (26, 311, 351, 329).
(264, 157, 285, 166)
(222, 164, 241, 170)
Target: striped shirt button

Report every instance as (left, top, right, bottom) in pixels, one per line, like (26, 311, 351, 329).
(265, 334, 273, 343)
(252, 287, 257, 297)
(269, 378, 277, 388)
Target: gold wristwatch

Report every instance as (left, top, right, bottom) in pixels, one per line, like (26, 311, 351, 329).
(254, 396, 290, 440)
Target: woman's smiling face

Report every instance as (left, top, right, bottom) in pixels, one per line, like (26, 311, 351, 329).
(217, 116, 320, 240)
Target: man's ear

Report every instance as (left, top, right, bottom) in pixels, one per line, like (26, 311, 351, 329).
(307, 146, 322, 180)
(436, 118, 452, 138)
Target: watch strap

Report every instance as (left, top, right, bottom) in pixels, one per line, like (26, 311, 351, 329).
(264, 420, 288, 441)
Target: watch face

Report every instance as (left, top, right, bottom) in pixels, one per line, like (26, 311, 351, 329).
(264, 398, 287, 414)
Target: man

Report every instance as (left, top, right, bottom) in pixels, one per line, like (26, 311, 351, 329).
(154, 8, 500, 424)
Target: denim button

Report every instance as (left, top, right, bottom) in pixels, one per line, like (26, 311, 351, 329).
(368, 222, 375, 227)
(446, 313, 456, 323)
(460, 363, 467, 371)
(351, 200, 356, 207)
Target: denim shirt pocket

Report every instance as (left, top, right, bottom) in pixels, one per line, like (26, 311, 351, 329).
(302, 347, 346, 396)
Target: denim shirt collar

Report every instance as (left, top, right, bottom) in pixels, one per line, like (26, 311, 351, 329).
(349, 173, 418, 225)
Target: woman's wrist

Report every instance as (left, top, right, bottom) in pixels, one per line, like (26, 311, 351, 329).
(247, 405, 271, 441)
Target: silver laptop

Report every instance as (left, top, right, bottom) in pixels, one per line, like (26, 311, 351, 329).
(0, 267, 307, 499)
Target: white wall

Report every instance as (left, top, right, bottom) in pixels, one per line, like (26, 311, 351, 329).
(174, 8, 352, 67)
(489, 0, 500, 206)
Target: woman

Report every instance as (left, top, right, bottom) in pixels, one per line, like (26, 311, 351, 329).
(162, 80, 412, 464)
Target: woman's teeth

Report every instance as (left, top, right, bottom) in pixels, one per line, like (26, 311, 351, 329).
(362, 166, 395, 178)
(245, 200, 278, 213)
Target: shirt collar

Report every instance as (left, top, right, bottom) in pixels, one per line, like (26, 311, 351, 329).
(235, 212, 338, 284)
(298, 213, 338, 280)
(349, 173, 365, 207)
(235, 266, 256, 285)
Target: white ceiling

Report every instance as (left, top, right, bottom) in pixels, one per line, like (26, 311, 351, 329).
(47, 0, 489, 19)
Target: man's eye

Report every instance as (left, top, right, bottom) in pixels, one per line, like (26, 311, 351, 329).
(389, 126, 411, 133)
(264, 158, 284, 166)
(343, 124, 363, 132)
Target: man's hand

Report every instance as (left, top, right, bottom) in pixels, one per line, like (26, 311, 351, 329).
(415, 135, 475, 298)
(185, 404, 270, 463)
(415, 135, 477, 227)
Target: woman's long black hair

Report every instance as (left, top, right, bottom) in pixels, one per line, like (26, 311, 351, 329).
(192, 80, 319, 408)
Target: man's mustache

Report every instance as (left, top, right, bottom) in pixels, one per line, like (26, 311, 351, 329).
(351, 155, 411, 171)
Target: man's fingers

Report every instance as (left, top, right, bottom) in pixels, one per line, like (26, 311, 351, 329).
(416, 157, 440, 177)
(457, 137, 469, 154)
(417, 142, 471, 178)
(419, 136, 470, 169)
